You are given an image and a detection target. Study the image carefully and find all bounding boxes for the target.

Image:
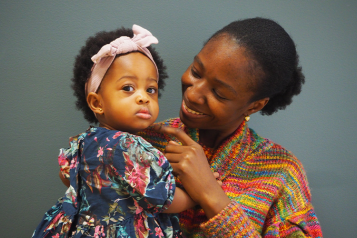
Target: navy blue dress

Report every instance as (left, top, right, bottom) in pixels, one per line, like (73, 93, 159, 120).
(32, 127, 182, 238)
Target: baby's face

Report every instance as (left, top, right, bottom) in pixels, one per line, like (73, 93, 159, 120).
(96, 52, 159, 134)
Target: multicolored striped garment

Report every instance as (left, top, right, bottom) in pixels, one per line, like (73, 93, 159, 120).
(139, 118, 323, 237)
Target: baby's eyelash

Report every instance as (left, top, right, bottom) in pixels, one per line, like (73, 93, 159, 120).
(122, 85, 134, 91)
(147, 87, 157, 94)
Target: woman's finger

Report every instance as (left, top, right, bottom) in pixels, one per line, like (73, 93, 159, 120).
(165, 142, 188, 154)
(163, 152, 185, 163)
(168, 163, 180, 176)
(153, 125, 196, 146)
(168, 141, 180, 145)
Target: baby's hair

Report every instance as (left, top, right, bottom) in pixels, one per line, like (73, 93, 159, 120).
(209, 17, 305, 115)
(71, 27, 168, 123)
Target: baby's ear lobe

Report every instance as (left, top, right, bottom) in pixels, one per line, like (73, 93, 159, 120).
(87, 92, 103, 115)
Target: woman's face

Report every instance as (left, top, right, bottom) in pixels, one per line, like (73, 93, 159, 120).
(180, 35, 258, 135)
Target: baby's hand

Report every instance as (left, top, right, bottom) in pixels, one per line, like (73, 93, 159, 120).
(213, 172, 222, 186)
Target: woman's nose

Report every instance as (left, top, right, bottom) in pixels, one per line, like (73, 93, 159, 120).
(185, 80, 206, 105)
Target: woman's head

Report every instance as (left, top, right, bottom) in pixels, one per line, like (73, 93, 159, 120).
(72, 26, 168, 125)
(209, 17, 305, 115)
(180, 17, 304, 135)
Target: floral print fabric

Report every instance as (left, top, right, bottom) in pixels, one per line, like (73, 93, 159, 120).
(32, 127, 181, 238)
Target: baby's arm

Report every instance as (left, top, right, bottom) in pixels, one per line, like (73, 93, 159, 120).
(162, 187, 196, 213)
(163, 172, 221, 213)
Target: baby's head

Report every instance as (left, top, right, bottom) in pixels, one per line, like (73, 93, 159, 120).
(71, 25, 168, 133)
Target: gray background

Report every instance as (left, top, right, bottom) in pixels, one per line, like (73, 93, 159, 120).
(1, 1, 356, 237)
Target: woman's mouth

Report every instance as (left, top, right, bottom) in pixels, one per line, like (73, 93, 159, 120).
(182, 101, 205, 116)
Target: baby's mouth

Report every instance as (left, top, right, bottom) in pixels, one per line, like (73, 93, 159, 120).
(136, 107, 152, 119)
(183, 101, 204, 115)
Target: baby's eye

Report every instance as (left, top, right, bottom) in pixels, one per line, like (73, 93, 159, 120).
(147, 87, 157, 94)
(122, 85, 134, 92)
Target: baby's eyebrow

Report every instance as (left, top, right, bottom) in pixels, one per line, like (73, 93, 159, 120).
(147, 77, 158, 83)
(116, 75, 138, 82)
(116, 76, 158, 84)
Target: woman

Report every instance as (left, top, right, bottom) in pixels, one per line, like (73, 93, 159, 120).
(140, 17, 323, 237)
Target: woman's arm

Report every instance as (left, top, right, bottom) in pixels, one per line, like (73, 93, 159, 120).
(154, 126, 231, 218)
(155, 126, 323, 237)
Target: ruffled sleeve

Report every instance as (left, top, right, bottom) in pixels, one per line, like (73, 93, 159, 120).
(58, 148, 71, 179)
(58, 135, 81, 179)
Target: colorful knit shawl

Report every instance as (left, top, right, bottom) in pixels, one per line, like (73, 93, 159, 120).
(140, 118, 323, 237)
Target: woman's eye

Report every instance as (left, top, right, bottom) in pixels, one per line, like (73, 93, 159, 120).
(147, 87, 157, 94)
(213, 89, 227, 100)
(191, 67, 201, 78)
(122, 85, 134, 92)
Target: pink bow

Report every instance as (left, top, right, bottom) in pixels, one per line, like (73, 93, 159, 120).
(86, 24, 159, 95)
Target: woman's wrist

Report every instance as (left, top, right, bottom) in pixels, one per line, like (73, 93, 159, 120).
(198, 183, 231, 219)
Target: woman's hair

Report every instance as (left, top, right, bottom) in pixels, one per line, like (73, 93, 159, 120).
(209, 17, 305, 115)
(71, 27, 168, 124)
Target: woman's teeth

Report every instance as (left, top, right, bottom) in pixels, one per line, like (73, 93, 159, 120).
(184, 102, 204, 115)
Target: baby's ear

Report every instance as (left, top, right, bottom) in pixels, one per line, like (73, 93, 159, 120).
(87, 92, 103, 115)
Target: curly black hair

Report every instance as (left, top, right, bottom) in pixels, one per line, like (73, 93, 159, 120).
(71, 27, 168, 124)
(209, 17, 305, 115)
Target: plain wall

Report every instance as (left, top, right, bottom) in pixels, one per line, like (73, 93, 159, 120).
(1, 1, 356, 237)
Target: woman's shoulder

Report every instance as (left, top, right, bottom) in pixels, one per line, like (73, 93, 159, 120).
(246, 127, 311, 198)
(247, 127, 306, 175)
(248, 127, 296, 157)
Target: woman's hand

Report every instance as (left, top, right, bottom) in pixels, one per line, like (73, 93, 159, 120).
(154, 125, 231, 218)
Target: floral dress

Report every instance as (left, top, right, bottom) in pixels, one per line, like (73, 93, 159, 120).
(32, 127, 182, 238)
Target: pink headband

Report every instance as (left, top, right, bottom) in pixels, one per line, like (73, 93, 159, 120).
(85, 24, 159, 95)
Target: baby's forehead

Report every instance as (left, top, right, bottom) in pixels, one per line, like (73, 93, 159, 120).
(102, 56, 158, 85)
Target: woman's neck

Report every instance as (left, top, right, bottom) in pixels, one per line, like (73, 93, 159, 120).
(198, 129, 234, 149)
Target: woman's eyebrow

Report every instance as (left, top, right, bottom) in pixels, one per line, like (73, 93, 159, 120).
(194, 55, 237, 96)
(213, 78, 237, 96)
(194, 55, 205, 70)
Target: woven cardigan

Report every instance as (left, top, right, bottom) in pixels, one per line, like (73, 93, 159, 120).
(139, 118, 322, 237)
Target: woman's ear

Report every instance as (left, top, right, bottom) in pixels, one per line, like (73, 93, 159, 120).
(87, 92, 103, 115)
(247, 97, 269, 115)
